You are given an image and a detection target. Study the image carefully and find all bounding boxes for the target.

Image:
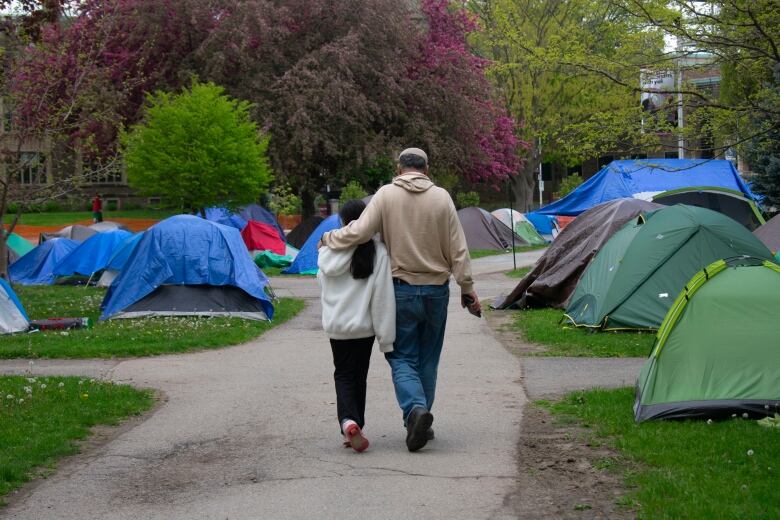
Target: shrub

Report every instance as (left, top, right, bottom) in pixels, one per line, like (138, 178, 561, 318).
(339, 180, 368, 203)
(456, 191, 480, 208)
(268, 184, 301, 216)
(554, 174, 583, 199)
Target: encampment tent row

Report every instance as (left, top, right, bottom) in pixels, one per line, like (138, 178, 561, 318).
(652, 187, 764, 230)
(565, 204, 774, 331)
(53, 230, 133, 280)
(535, 159, 758, 217)
(283, 215, 341, 275)
(9, 238, 79, 285)
(493, 198, 661, 310)
(457, 207, 527, 251)
(97, 233, 145, 287)
(100, 215, 274, 321)
(635, 258, 780, 421)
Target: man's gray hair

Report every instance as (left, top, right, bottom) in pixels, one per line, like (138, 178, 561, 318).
(399, 153, 428, 170)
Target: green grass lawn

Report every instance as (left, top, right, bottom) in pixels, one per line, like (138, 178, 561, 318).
(511, 308, 655, 357)
(17, 209, 178, 227)
(470, 245, 547, 259)
(505, 267, 531, 278)
(1, 375, 154, 503)
(1, 286, 305, 358)
(547, 388, 780, 518)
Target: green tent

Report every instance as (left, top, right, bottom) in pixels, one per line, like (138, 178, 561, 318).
(565, 204, 774, 330)
(491, 209, 547, 246)
(635, 258, 780, 421)
(6, 233, 35, 263)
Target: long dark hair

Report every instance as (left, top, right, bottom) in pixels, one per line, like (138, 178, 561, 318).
(339, 199, 375, 279)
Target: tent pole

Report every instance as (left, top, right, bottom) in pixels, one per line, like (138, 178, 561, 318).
(508, 180, 516, 271)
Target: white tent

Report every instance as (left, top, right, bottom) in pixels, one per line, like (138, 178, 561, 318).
(0, 279, 29, 334)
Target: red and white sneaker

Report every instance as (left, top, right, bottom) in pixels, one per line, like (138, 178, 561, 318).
(342, 420, 369, 453)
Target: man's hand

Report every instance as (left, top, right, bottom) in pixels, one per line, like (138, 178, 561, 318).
(461, 292, 482, 317)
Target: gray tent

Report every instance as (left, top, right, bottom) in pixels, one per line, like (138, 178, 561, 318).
(652, 187, 765, 230)
(457, 207, 528, 251)
(89, 221, 130, 233)
(39, 224, 97, 244)
(754, 213, 780, 253)
(493, 198, 662, 309)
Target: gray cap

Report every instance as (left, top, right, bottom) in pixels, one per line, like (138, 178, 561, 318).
(398, 147, 428, 164)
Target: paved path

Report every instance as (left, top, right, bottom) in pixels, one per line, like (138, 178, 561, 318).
(0, 258, 533, 520)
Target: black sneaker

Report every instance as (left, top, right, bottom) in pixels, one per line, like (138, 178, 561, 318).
(426, 428, 435, 441)
(406, 407, 434, 452)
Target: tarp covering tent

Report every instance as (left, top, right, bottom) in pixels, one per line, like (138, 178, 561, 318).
(565, 204, 774, 331)
(89, 221, 130, 232)
(9, 238, 79, 285)
(0, 278, 29, 334)
(635, 258, 780, 421)
(754, 213, 780, 253)
(53, 230, 133, 278)
(241, 221, 286, 255)
(526, 212, 558, 236)
(491, 209, 547, 245)
(101, 215, 273, 321)
(97, 233, 144, 287)
(204, 207, 248, 230)
(457, 207, 528, 251)
(283, 215, 341, 275)
(536, 159, 757, 217)
(493, 199, 662, 309)
(39, 224, 97, 244)
(652, 186, 765, 230)
(286, 216, 324, 250)
(238, 204, 285, 241)
(7, 233, 34, 259)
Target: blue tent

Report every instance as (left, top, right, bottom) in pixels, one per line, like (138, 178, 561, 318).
(54, 230, 132, 277)
(526, 212, 558, 235)
(283, 215, 341, 275)
(101, 215, 273, 321)
(106, 233, 143, 271)
(0, 277, 29, 334)
(9, 238, 79, 285)
(239, 204, 286, 240)
(536, 159, 757, 216)
(204, 207, 248, 231)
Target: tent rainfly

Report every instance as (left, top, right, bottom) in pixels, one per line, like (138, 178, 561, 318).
(97, 233, 144, 287)
(635, 258, 780, 421)
(39, 224, 97, 244)
(286, 216, 325, 250)
(491, 209, 547, 245)
(754, 213, 780, 253)
(652, 186, 765, 231)
(565, 204, 774, 331)
(0, 278, 29, 334)
(53, 230, 133, 278)
(493, 199, 661, 310)
(457, 207, 528, 252)
(9, 238, 79, 285)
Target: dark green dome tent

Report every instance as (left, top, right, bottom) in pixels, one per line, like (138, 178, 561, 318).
(565, 204, 774, 331)
(634, 258, 780, 422)
(652, 186, 765, 231)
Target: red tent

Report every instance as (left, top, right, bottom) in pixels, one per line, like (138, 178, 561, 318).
(241, 221, 286, 255)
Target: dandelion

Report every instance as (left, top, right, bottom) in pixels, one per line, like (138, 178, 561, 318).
(78, 380, 84, 385)
(89, 379, 95, 383)
(18, 399, 24, 404)
(81, 393, 89, 399)
(23, 386, 32, 394)
(6, 394, 14, 399)
(707, 419, 713, 425)
(58, 382, 65, 388)
(39, 383, 46, 390)
(26, 377, 36, 383)
(747, 449, 754, 456)
(742, 413, 749, 419)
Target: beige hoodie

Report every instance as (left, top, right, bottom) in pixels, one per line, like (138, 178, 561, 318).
(321, 172, 474, 294)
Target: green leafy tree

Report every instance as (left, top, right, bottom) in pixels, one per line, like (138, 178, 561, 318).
(339, 181, 368, 204)
(123, 81, 272, 214)
(268, 184, 302, 216)
(455, 191, 480, 209)
(554, 174, 583, 199)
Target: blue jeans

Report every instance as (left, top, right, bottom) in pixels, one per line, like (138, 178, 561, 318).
(385, 281, 449, 423)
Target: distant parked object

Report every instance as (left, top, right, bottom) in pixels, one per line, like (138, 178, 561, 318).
(652, 186, 764, 230)
(493, 199, 661, 310)
(457, 207, 528, 252)
(535, 159, 758, 217)
(635, 258, 780, 421)
(101, 215, 274, 321)
(754, 213, 780, 253)
(9, 238, 79, 285)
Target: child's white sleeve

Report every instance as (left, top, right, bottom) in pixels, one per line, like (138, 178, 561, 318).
(371, 249, 396, 352)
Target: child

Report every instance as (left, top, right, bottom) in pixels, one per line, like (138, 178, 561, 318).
(317, 200, 395, 452)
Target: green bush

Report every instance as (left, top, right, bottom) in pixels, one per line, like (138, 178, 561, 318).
(268, 184, 301, 216)
(554, 174, 583, 199)
(339, 180, 368, 203)
(455, 191, 480, 208)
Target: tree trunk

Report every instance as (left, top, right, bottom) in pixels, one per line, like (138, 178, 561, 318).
(301, 188, 316, 218)
(0, 235, 8, 281)
(513, 152, 540, 212)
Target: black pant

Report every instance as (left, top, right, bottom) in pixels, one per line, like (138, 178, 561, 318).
(330, 336, 374, 432)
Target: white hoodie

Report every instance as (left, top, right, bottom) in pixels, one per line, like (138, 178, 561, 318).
(317, 240, 396, 352)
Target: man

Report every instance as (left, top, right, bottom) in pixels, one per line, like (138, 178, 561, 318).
(92, 194, 103, 223)
(320, 147, 481, 452)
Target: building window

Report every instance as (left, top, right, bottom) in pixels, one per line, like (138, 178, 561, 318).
(83, 160, 125, 185)
(12, 152, 47, 185)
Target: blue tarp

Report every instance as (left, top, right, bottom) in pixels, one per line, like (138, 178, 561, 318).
(282, 215, 341, 275)
(0, 278, 29, 320)
(54, 230, 132, 277)
(106, 233, 143, 271)
(536, 159, 757, 216)
(9, 238, 79, 285)
(526, 212, 558, 235)
(204, 207, 248, 231)
(100, 215, 273, 320)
